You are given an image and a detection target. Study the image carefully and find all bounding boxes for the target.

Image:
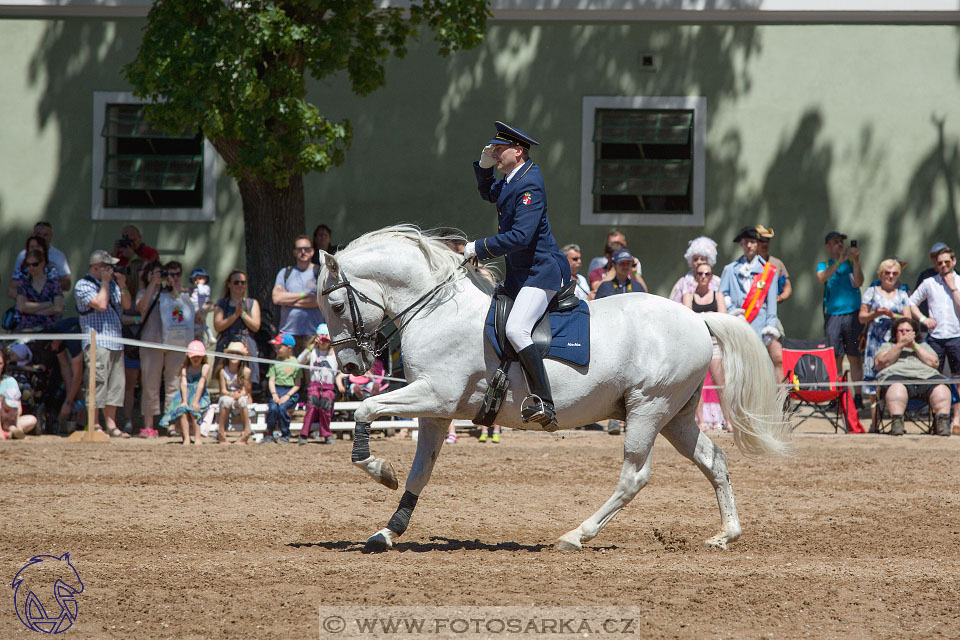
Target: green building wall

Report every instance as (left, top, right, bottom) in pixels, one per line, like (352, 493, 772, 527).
(1, 17, 958, 338)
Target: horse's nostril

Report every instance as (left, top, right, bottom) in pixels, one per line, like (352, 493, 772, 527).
(343, 362, 358, 375)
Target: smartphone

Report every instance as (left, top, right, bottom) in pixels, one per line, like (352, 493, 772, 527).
(850, 239, 858, 248)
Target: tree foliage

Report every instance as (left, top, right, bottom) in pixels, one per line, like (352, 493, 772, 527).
(124, 0, 491, 188)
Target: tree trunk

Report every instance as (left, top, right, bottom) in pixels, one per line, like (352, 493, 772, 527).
(235, 174, 306, 331)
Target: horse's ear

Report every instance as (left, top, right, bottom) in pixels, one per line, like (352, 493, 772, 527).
(322, 251, 339, 279)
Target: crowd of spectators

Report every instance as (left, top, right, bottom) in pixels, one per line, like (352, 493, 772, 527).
(0, 222, 370, 443)
(2, 219, 958, 441)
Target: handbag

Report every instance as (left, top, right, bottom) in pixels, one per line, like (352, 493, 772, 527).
(1, 306, 19, 331)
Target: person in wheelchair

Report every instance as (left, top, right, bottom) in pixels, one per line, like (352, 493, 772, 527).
(874, 317, 952, 436)
(463, 121, 570, 430)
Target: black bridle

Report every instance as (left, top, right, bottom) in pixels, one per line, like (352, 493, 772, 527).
(321, 265, 464, 362)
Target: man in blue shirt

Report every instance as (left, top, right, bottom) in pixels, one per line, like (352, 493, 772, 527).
(595, 249, 645, 298)
(273, 235, 325, 353)
(817, 231, 864, 406)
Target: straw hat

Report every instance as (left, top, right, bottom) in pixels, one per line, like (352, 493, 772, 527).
(224, 341, 248, 356)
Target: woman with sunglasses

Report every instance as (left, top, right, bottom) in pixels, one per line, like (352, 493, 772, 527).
(15, 248, 63, 331)
(682, 263, 728, 432)
(213, 269, 262, 383)
(859, 258, 917, 425)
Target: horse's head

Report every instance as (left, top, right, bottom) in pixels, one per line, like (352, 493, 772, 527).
(317, 251, 384, 375)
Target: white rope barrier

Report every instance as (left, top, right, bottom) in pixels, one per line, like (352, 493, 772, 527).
(0, 331, 409, 383)
(2, 332, 956, 391)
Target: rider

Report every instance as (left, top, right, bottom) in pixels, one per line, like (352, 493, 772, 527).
(463, 121, 571, 430)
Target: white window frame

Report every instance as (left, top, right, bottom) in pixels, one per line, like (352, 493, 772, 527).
(92, 91, 217, 222)
(581, 95, 705, 227)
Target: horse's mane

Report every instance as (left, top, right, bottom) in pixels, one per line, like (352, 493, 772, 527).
(339, 224, 495, 296)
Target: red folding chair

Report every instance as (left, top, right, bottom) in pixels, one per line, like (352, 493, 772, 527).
(782, 339, 847, 433)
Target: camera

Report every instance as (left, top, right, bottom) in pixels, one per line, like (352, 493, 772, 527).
(117, 236, 134, 249)
(113, 265, 129, 276)
(850, 240, 858, 248)
(160, 269, 169, 278)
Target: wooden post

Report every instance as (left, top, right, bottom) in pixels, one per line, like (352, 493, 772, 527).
(68, 329, 110, 442)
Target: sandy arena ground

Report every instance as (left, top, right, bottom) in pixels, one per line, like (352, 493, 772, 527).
(1, 418, 959, 639)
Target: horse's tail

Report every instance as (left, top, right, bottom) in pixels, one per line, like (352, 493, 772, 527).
(702, 312, 791, 457)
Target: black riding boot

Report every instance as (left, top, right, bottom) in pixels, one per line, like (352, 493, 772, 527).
(517, 344, 559, 432)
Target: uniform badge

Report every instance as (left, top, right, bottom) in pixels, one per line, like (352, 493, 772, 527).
(521, 192, 532, 205)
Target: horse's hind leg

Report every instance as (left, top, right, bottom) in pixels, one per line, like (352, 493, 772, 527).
(364, 417, 447, 553)
(660, 407, 742, 551)
(556, 397, 668, 551)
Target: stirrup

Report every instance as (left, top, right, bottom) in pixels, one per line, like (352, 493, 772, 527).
(521, 394, 558, 430)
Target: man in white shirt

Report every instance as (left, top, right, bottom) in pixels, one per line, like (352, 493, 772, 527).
(910, 245, 960, 432)
(562, 243, 590, 301)
(12, 221, 72, 291)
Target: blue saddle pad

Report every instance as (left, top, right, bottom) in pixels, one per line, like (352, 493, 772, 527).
(484, 298, 590, 367)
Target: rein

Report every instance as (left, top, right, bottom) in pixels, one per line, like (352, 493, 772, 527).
(321, 259, 468, 359)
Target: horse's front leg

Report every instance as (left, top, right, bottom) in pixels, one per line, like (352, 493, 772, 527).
(351, 379, 444, 489)
(364, 417, 448, 553)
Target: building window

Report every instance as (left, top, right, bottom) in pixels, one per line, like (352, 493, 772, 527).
(92, 92, 216, 221)
(581, 96, 705, 227)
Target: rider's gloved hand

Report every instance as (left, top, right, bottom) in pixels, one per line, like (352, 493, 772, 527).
(478, 145, 496, 169)
(463, 241, 477, 261)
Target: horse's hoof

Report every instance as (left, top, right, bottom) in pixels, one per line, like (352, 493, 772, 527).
(378, 460, 399, 490)
(703, 536, 728, 551)
(555, 534, 582, 551)
(354, 457, 399, 490)
(363, 533, 391, 554)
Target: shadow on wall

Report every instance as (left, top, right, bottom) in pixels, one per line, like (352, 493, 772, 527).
(311, 19, 761, 255)
(26, 20, 135, 266)
(883, 114, 960, 278)
(26, 19, 245, 293)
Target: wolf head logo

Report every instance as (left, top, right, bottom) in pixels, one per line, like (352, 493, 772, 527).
(12, 553, 84, 634)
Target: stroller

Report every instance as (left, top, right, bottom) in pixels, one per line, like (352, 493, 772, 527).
(6, 342, 62, 434)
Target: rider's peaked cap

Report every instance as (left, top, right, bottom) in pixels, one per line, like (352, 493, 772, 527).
(733, 226, 760, 243)
(487, 121, 539, 149)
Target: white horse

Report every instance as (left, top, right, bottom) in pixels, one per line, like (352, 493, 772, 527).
(318, 225, 789, 553)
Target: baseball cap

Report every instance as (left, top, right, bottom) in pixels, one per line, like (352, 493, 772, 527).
(186, 340, 207, 358)
(824, 231, 847, 244)
(89, 249, 119, 266)
(930, 241, 949, 255)
(2, 384, 21, 409)
(316, 323, 331, 340)
(611, 248, 634, 264)
(270, 333, 296, 347)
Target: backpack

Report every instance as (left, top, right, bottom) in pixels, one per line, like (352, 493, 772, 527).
(793, 354, 831, 391)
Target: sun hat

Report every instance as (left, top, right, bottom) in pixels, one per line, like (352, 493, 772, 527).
(224, 341, 248, 356)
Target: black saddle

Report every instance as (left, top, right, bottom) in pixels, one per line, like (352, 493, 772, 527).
(493, 279, 580, 361)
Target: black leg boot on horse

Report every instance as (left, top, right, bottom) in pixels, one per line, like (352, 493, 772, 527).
(517, 344, 560, 432)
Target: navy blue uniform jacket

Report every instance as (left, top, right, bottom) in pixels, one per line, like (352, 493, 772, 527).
(473, 159, 570, 296)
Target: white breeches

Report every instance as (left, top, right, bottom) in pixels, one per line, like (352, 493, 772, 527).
(505, 286, 555, 352)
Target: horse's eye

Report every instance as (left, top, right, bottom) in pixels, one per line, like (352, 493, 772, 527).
(332, 303, 345, 314)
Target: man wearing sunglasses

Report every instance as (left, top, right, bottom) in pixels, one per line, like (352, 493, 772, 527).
(272, 234, 324, 352)
(909, 246, 960, 435)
